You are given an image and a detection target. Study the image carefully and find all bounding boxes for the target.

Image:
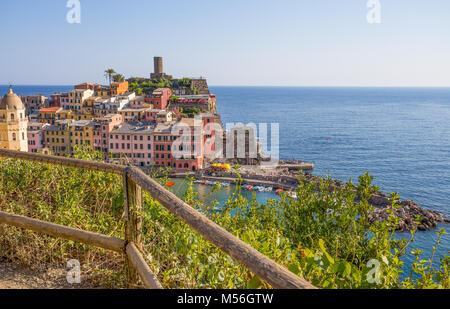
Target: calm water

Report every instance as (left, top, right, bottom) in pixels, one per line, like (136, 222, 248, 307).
(2, 85, 449, 273)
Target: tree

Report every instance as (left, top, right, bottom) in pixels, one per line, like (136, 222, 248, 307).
(112, 74, 125, 83)
(104, 69, 116, 85)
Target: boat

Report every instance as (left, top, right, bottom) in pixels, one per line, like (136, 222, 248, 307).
(221, 182, 231, 187)
(246, 185, 254, 191)
(276, 188, 283, 195)
(264, 186, 273, 192)
(287, 192, 298, 199)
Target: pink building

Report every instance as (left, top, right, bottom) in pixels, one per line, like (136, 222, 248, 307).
(153, 118, 204, 171)
(145, 88, 172, 110)
(109, 122, 154, 167)
(93, 114, 122, 154)
(28, 122, 50, 153)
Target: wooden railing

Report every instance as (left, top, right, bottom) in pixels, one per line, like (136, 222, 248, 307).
(0, 149, 315, 289)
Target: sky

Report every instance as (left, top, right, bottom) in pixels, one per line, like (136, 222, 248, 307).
(0, 0, 449, 87)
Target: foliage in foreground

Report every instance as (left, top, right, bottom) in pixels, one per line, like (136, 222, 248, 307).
(0, 147, 448, 289)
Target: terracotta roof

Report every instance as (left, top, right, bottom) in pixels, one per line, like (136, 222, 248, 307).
(39, 107, 61, 113)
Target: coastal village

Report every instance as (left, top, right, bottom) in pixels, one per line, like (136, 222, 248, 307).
(1, 57, 233, 172)
(0, 57, 448, 232)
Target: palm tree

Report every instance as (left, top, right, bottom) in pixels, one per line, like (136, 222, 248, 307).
(112, 74, 125, 83)
(104, 69, 116, 85)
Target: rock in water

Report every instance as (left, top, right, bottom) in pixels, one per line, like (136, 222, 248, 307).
(369, 200, 448, 232)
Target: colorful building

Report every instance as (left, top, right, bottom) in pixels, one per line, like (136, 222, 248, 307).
(75, 82, 102, 91)
(28, 122, 50, 153)
(21, 95, 49, 115)
(65, 89, 94, 112)
(92, 114, 122, 154)
(109, 122, 154, 167)
(37, 107, 63, 125)
(69, 120, 95, 152)
(42, 119, 72, 156)
(145, 88, 172, 109)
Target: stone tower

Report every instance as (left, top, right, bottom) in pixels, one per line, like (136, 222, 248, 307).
(0, 86, 29, 151)
(151, 57, 172, 80)
(154, 57, 163, 75)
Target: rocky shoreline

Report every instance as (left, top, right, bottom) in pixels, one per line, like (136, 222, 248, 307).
(192, 167, 449, 232)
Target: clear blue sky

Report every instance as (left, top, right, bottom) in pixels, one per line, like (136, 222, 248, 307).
(0, 0, 449, 86)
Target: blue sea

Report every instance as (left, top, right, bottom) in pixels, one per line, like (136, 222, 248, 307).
(2, 85, 450, 275)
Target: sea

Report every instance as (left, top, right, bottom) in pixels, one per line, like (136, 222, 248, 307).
(2, 85, 449, 276)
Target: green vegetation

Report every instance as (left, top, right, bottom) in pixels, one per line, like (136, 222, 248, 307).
(179, 107, 202, 118)
(0, 147, 448, 289)
(112, 74, 125, 82)
(127, 77, 199, 96)
(128, 78, 173, 96)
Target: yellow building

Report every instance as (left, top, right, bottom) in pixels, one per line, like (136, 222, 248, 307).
(67, 113, 94, 121)
(0, 87, 28, 151)
(67, 89, 94, 112)
(69, 120, 95, 152)
(38, 107, 63, 124)
(42, 119, 72, 156)
(83, 96, 102, 114)
(96, 81, 129, 98)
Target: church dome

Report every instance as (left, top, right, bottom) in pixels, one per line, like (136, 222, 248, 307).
(0, 86, 25, 110)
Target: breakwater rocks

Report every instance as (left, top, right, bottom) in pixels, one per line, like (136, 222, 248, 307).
(369, 201, 450, 232)
(194, 169, 449, 232)
(303, 174, 449, 232)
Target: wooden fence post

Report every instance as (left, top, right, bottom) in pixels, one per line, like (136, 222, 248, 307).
(123, 168, 143, 288)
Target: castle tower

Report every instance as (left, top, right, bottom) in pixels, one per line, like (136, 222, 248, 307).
(0, 86, 29, 151)
(154, 57, 163, 75)
(151, 57, 172, 80)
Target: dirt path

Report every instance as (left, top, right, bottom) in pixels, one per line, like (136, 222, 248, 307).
(0, 262, 99, 289)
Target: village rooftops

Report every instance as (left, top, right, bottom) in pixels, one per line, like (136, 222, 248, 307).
(153, 122, 175, 134)
(39, 107, 62, 113)
(119, 107, 150, 113)
(98, 113, 121, 121)
(111, 122, 155, 135)
(70, 120, 96, 127)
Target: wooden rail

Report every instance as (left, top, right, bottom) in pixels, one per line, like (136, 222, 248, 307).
(0, 149, 315, 289)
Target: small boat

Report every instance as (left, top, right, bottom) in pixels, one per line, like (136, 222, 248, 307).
(165, 182, 176, 187)
(194, 180, 203, 184)
(246, 185, 254, 191)
(221, 182, 231, 187)
(287, 192, 298, 199)
(201, 181, 206, 185)
(264, 187, 273, 192)
(276, 188, 283, 195)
